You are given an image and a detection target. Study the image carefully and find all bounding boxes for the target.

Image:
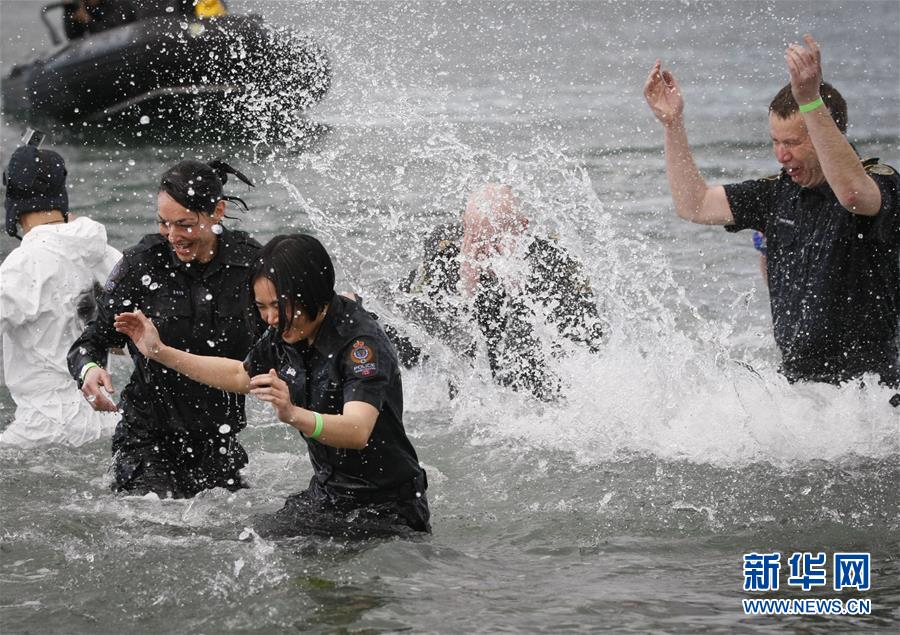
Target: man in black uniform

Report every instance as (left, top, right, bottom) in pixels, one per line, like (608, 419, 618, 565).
(644, 34, 899, 387)
(68, 159, 260, 498)
(64, 0, 137, 40)
(392, 184, 605, 400)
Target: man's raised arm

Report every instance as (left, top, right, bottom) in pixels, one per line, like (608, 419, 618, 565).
(786, 35, 881, 215)
(643, 60, 734, 226)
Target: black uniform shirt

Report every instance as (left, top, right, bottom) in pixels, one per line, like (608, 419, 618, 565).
(724, 159, 900, 380)
(68, 229, 261, 435)
(243, 294, 424, 502)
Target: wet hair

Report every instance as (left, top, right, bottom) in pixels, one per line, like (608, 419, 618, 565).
(251, 234, 336, 336)
(158, 159, 254, 215)
(769, 81, 847, 133)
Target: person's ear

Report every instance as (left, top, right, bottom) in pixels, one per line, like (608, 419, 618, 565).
(212, 199, 226, 223)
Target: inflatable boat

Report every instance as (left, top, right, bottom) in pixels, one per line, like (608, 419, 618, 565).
(1, 2, 330, 130)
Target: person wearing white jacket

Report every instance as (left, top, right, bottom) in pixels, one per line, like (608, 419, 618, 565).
(0, 144, 121, 447)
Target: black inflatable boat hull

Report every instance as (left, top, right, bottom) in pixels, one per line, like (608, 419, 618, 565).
(2, 14, 330, 126)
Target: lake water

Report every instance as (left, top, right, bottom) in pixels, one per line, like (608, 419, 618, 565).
(1, 1, 898, 632)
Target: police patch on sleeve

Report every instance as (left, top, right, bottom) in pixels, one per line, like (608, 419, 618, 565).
(349, 339, 377, 377)
(105, 258, 126, 292)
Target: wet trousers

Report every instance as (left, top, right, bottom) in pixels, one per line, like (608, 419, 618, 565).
(253, 475, 431, 540)
(110, 419, 248, 499)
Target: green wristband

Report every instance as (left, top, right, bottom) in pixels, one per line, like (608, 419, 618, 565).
(80, 362, 100, 382)
(310, 412, 324, 439)
(799, 97, 824, 113)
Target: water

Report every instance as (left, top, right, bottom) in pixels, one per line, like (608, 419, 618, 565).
(2, 0, 899, 632)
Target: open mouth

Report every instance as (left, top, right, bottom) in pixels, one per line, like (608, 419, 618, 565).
(173, 242, 194, 257)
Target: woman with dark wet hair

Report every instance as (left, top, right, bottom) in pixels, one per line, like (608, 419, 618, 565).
(114, 234, 431, 538)
(68, 158, 260, 499)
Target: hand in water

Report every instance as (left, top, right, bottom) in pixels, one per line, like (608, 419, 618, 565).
(785, 34, 823, 105)
(644, 60, 684, 127)
(114, 310, 163, 359)
(81, 366, 117, 412)
(249, 369, 297, 426)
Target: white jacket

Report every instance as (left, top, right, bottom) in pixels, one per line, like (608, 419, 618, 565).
(0, 217, 122, 447)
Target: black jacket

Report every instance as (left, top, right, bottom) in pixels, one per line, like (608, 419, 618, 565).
(68, 229, 261, 435)
(244, 295, 425, 503)
(397, 223, 605, 399)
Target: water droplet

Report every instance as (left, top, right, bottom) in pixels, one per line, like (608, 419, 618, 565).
(219, 446, 227, 455)
(187, 187, 195, 196)
(186, 447, 193, 453)
(219, 424, 232, 434)
(86, 395, 97, 403)
(207, 340, 216, 347)
(122, 299, 132, 307)
(211, 224, 223, 235)
(141, 275, 152, 286)
(139, 115, 150, 125)
(128, 159, 136, 166)
(149, 282, 159, 291)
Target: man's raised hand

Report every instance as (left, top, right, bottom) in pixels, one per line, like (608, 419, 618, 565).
(644, 60, 684, 127)
(786, 34, 823, 105)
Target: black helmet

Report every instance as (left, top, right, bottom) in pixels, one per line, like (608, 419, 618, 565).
(3, 145, 69, 240)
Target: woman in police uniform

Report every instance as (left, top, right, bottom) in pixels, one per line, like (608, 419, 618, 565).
(69, 159, 259, 498)
(113, 234, 430, 538)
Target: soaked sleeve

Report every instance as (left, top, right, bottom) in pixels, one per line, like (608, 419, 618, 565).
(339, 335, 394, 410)
(723, 177, 777, 235)
(67, 254, 140, 381)
(98, 245, 124, 281)
(242, 330, 277, 378)
(529, 239, 604, 348)
(867, 169, 900, 244)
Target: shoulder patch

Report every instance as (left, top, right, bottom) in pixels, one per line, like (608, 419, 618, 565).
(104, 258, 126, 292)
(865, 163, 896, 176)
(349, 339, 378, 377)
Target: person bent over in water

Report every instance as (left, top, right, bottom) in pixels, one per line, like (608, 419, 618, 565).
(115, 234, 430, 539)
(644, 34, 899, 387)
(391, 184, 605, 401)
(1, 144, 121, 447)
(68, 159, 259, 498)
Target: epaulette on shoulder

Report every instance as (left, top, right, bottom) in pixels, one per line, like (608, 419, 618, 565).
(227, 229, 263, 252)
(862, 157, 896, 176)
(758, 173, 781, 182)
(127, 233, 167, 257)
